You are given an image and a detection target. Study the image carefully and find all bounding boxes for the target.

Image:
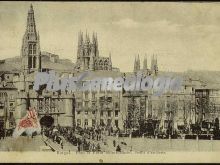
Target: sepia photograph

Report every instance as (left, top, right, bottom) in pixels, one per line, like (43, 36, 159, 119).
(0, 1, 220, 163)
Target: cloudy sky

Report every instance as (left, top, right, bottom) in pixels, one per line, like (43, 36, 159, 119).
(0, 2, 220, 72)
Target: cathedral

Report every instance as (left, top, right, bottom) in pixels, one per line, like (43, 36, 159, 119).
(133, 54, 158, 75)
(75, 31, 112, 71)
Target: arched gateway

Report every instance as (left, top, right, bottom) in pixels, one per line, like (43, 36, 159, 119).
(40, 115, 54, 127)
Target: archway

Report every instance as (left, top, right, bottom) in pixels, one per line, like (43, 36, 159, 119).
(40, 115, 54, 128)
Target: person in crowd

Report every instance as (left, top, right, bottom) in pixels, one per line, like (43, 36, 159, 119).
(113, 140, 116, 147)
(96, 143, 101, 152)
(116, 145, 121, 152)
(92, 143, 95, 152)
(60, 138, 63, 149)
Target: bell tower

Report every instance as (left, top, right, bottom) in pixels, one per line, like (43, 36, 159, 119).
(21, 4, 41, 74)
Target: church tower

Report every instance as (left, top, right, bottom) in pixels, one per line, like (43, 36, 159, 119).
(150, 54, 158, 75)
(133, 56, 137, 72)
(21, 4, 41, 74)
(133, 54, 140, 73)
(154, 55, 158, 75)
(136, 54, 140, 71)
(143, 54, 148, 70)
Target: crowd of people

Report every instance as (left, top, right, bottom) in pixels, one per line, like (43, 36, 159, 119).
(43, 127, 64, 149)
(0, 128, 13, 139)
(42, 125, 124, 152)
(43, 125, 109, 152)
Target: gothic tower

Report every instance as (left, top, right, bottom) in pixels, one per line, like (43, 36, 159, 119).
(133, 54, 140, 73)
(143, 55, 148, 70)
(154, 55, 158, 75)
(92, 32, 99, 57)
(150, 55, 154, 71)
(133, 56, 137, 72)
(136, 54, 140, 71)
(21, 4, 41, 74)
(76, 31, 100, 71)
(108, 52, 112, 70)
(150, 54, 158, 75)
(136, 54, 141, 71)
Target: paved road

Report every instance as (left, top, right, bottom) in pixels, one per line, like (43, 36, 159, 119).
(0, 135, 51, 151)
(2, 134, 219, 152)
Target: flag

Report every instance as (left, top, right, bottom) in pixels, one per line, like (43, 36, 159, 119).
(13, 107, 41, 138)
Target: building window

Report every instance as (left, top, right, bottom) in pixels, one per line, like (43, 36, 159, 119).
(115, 102, 119, 109)
(77, 102, 82, 109)
(38, 100, 43, 111)
(30, 25, 33, 32)
(33, 56, 36, 68)
(84, 119, 88, 126)
(33, 44, 36, 55)
(77, 119, 81, 126)
(100, 111, 103, 116)
(92, 111, 95, 115)
(9, 95, 14, 100)
(92, 92, 96, 99)
(77, 111, 80, 115)
(51, 99, 56, 112)
(100, 96, 105, 102)
(107, 97, 112, 102)
(29, 44, 32, 54)
(108, 111, 111, 117)
(92, 119, 96, 126)
(107, 119, 111, 126)
(28, 56, 32, 68)
(85, 92, 89, 99)
(115, 120, 118, 127)
(85, 102, 88, 108)
(9, 112, 13, 118)
(100, 103, 104, 109)
(115, 110, 119, 117)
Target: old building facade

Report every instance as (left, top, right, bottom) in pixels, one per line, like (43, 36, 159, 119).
(0, 4, 220, 136)
(75, 31, 112, 71)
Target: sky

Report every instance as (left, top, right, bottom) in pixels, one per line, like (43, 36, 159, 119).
(0, 2, 220, 72)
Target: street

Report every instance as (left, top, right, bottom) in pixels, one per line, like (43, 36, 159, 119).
(2, 134, 220, 152)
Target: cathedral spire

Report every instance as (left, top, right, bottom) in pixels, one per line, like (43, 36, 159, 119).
(133, 56, 137, 72)
(109, 52, 112, 63)
(95, 32, 98, 46)
(29, 4, 34, 13)
(151, 54, 155, 71)
(143, 54, 148, 70)
(26, 4, 37, 35)
(78, 30, 83, 46)
(136, 54, 140, 70)
(85, 30, 90, 44)
(95, 32, 99, 57)
(92, 32, 96, 43)
(21, 4, 41, 74)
